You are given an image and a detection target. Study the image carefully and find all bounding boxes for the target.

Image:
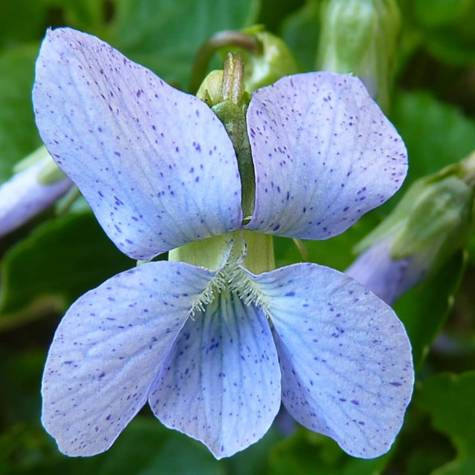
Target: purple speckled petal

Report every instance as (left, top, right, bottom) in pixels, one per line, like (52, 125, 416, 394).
(251, 263, 414, 458)
(33, 28, 242, 260)
(0, 157, 71, 237)
(246, 72, 407, 239)
(42, 261, 215, 456)
(148, 290, 281, 459)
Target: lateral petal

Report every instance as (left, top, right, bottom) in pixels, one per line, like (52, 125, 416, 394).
(42, 261, 214, 456)
(252, 263, 414, 458)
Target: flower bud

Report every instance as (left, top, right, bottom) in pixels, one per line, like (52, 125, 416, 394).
(348, 153, 475, 304)
(0, 146, 71, 237)
(196, 70, 224, 106)
(242, 28, 298, 92)
(317, 0, 401, 110)
(347, 238, 426, 304)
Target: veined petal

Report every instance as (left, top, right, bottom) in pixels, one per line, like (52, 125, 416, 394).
(42, 261, 215, 456)
(0, 159, 71, 237)
(251, 263, 414, 458)
(246, 72, 407, 239)
(149, 289, 281, 459)
(33, 28, 242, 260)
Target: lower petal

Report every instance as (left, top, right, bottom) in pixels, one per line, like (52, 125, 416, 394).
(148, 289, 281, 459)
(251, 263, 414, 458)
(42, 261, 214, 456)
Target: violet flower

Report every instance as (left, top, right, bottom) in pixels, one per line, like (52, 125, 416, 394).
(0, 147, 71, 237)
(346, 238, 425, 305)
(347, 165, 475, 305)
(33, 28, 413, 459)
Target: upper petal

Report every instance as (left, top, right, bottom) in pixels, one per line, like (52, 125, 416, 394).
(148, 289, 281, 459)
(42, 261, 215, 456)
(246, 72, 407, 239)
(33, 28, 242, 260)
(251, 263, 414, 458)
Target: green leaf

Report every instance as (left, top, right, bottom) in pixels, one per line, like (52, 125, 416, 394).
(395, 252, 466, 367)
(0, 1, 46, 47)
(281, 0, 321, 71)
(0, 211, 131, 329)
(385, 400, 455, 475)
(257, 0, 305, 34)
(44, 0, 106, 33)
(109, 0, 261, 89)
(87, 418, 224, 475)
(0, 44, 41, 183)
(0, 350, 44, 426)
(0, 423, 61, 475)
(400, 0, 475, 66)
(391, 91, 475, 185)
(268, 429, 390, 475)
(418, 371, 475, 474)
(227, 428, 282, 475)
(0, 418, 225, 475)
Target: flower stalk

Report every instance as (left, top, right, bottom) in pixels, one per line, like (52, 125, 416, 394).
(190, 30, 261, 93)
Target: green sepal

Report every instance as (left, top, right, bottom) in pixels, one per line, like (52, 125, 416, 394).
(196, 69, 225, 106)
(391, 176, 472, 265)
(356, 156, 475, 275)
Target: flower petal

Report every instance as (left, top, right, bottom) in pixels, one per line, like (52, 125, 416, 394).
(246, 72, 407, 239)
(33, 28, 242, 260)
(149, 290, 281, 459)
(251, 263, 414, 458)
(42, 261, 215, 456)
(0, 156, 71, 237)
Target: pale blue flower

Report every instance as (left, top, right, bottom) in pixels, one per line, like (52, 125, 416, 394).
(347, 164, 475, 305)
(346, 238, 424, 304)
(0, 147, 71, 237)
(33, 28, 413, 459)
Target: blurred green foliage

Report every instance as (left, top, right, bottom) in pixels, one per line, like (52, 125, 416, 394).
(1, 0, 475, 474)
(0, 47, 40, 182)
(418, 372, 475, 475)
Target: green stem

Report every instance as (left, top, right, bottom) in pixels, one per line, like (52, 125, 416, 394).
(190, 30, 261, 93)
(222, 53, 245, 104)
